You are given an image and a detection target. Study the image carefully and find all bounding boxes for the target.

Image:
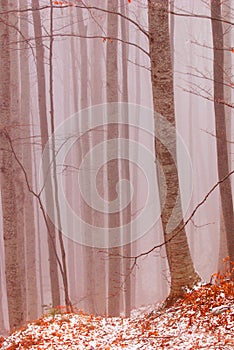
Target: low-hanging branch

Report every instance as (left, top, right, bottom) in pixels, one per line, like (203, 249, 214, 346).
(2, 128, 73, 312)
(0, 4, 233, 30)
(118, 168, 234, 266)
(0, 3, 149, 38)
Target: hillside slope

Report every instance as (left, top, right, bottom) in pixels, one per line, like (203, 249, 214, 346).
(1, 280, 233, 349)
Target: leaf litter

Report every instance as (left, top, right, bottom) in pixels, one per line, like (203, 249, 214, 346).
(1, 279, 233, 349)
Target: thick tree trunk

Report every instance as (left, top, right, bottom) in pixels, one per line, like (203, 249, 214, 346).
(0, 0, 24, 329)
(9, 0, 27, 325)
(148, 0, 199, 304)
(211, 0, 234, 264)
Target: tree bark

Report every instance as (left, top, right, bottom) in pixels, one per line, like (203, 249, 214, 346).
(49, 0, 72, 312)
(211, 0, 234, 264)
(31, 0, 60, 307)
(0, 0, 24, 330)
(148, 0, 199, 304)
(19, 0, 38, 321)
(9, 0, 27, 325)
(75, 8, 97, 314)
(120, 0, 132, 317)
(89, 9, 107, 315)
(217, 0, 231, 272)
(107, 0, 121, 316)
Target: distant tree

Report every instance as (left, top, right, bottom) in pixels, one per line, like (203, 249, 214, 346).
(48, 0, 72, 312)
(31, 0, 61, 307)
(19, 0, 38, 321)
(89, 3, 107, 315)
(106, 0, 121, 317)
(120, 0, 132, 317)
(77, 7, 96, 314)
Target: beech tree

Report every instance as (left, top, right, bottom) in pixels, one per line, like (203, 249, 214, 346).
(0, 0, 24, 329)
(218, 0, 232, 269)
(9, 0, 27, 324)
(77, 8, 96, 314)
(106, 0, 121, 317)
(2, 0, 234, 329)
(120, 0, 132, 317)
(148, 0, 200, 304)
(19, 0, 38, 321)
(31, 0, 61, 307)
(211, 0, 234, 263)
(89, 3, 107, 315)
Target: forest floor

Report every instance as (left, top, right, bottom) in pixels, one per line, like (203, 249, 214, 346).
(0, 279, 234, 350)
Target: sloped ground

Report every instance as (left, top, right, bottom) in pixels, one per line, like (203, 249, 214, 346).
(1, 280, 233, 350)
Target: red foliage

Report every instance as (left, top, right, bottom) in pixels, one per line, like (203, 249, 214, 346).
(1, 262, 234, 349)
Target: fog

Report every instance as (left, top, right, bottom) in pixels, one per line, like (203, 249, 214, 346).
(0, 0, 233, 334)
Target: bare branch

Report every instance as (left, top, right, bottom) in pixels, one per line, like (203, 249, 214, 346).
(0, 4, 149, 38)
(125, 169, 234, 264)
(170, 10, 234, 26)
(2, 129, 65, 286)
(15, 33, 150, 57)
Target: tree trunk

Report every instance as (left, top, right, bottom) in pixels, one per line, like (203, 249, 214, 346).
(120, 0, 132, 317)
(89, 12, 107, 315)
(74, 9, 97, 314)
(0, 0, 24, 329)
(217, 0, 232, 271)
(49, 0, 72, 312)
(9, 0, 27, 325)
(148, 0, 199, 304)
(31, 0, 60, 307)
(19, 0, 38, 321)
(211, 0, 234, 264)
(107, 0, 121, 316)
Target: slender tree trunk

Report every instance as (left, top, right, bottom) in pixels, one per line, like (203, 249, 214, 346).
(148, 0, 199, 304)
(211, 0, 234, 264)
(19, 0, 38, 321)
(120, 0, 131, 317)
(106, 0, 121, 316)
(75, 9, 96, 314)
(0, 0, 24, 329)
(89, 18, 107, 315)
(31, 0, 60, 307)
(70, 9, 79, 113)
(31, 118, 44, 315)
(62, 10, 76, 305)
(218, 0, 232, 270)
(49, 0, 72, 312)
